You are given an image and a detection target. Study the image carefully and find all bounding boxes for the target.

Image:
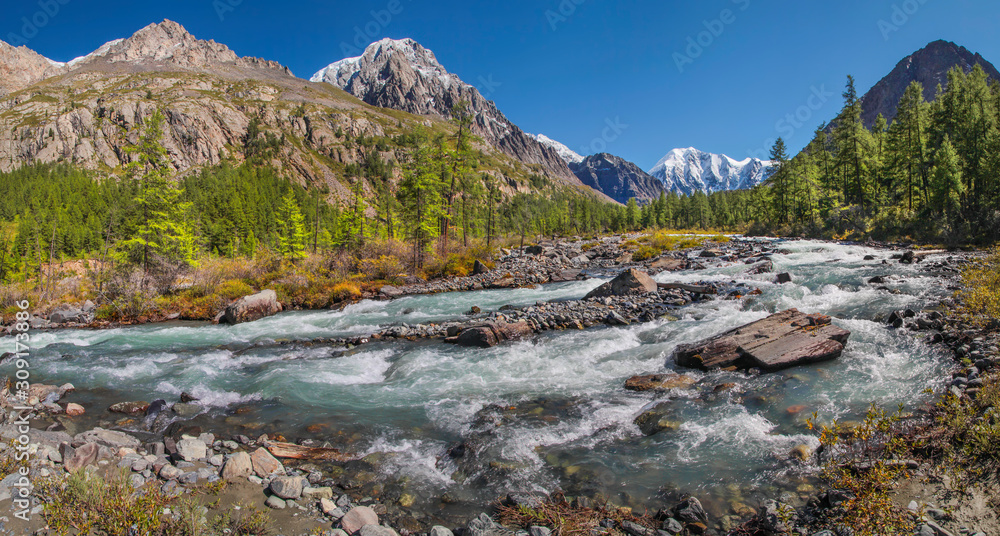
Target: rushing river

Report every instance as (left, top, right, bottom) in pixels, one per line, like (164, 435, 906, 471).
(5, 239, 955, 519)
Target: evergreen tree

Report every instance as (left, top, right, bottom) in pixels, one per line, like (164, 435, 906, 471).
(276, 191, 308, 259)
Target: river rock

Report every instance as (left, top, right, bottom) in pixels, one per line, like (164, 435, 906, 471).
(776, 273, 793, 284)
(49, 306, 84, 324)
(109, 401, 149, 414)
(473, 260, 489, 275)
(466, 513, 514, 536)
(634, 403, 682, 436)
(359, 525, 399, 536)
(65, 442, 100, 473)
(624, 374, 696, 392)
(446, 321, 533, 348)
(269, 475, 306, 500)
(175, 439, 207, 462)
(65, 403, 85, 416)
(745, 258, 773, 275)
(673, 497, 708, 524)
(223, 289, 282, 325)
(585, 269, 657, 299)
(341, 505, 379, 534)
(672, 308, 851, 372)
(651, 257, 687, 272)
(74, 428, 141, 450)
(221, 452, 253, 479)
(250, 447, 284, 477)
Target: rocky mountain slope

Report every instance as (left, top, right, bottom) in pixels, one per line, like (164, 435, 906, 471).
(569, 154, 665, 204)
(649, 148, 772, 195)
(530, 133, 584, 164)
(310, 38, 582, 187)
(0, 21, 595, 203)
(859, 40, 1000, 128)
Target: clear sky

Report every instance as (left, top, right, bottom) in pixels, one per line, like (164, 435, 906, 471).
(6, 0, 998, 169)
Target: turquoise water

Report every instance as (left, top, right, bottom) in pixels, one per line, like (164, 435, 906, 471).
(3, 240, 953, 516)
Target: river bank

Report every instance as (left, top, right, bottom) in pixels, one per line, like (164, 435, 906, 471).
(0, 237, 985, 535)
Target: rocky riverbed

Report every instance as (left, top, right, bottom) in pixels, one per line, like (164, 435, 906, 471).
(0, 236, 985, 535)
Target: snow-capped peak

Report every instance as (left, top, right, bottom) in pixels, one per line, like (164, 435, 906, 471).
(649, 147, 773, 195)
(310, 37, 460, 91)
(530, 133, 585, 164)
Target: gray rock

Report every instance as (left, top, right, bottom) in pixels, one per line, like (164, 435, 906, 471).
(73, 428, 141, 450)
(584, 269, 657, 299)
(269, 475, 306, 500)
(358, 525, 399, 536)
(265, 495, 287, 509)
(175, 438, 207, 462)
(466, 513, 514, 536)
(661, 518, 683, 535)
(672, 497, 707, 524)
(172, 403, 203, 418)
(220, 452, 253, 479)
(224, 289, 282, 325)
(430, 526, 455, 536)
(529, 527, 551, 536)
(159, 464, 183, 480)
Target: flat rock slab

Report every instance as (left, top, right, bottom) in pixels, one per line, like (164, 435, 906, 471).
(672, 308, 850, 372)
(445, 321, 532, 348)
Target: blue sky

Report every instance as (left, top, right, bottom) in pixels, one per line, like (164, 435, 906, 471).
(6, 0, 998, 169)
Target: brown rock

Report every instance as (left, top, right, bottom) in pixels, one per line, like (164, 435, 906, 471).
(672, 308, 851, 372)
(624, 374, 697, 392)
(446, 321, 533, 348)
(108, 401, 149, 414)
(250, 447, 284, 477)
(584, 268, 657, 299)
(65, 403, 85, 416)
(65, 442, 99, 473)
(785, 405, 808, 415)
(340, 505, 379, 535)
(651, 257, 687, 272)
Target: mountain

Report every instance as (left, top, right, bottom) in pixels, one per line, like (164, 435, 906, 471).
(649, 148, 772, 195)
(529, 133, 584, 164)
(310, 38, 582, 187)
(569, 154, 665, 204)
(0, 21, 594, 204)
(859, 40, 1000, 128)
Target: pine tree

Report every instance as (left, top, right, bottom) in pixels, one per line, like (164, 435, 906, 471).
(276, 191, 308, 259)
(930, 135, 964, 216)
(118, 110, 197, 272)
(767, 137, 790, 223)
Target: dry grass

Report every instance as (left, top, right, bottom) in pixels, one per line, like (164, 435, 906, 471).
(496, 496, 656, 536)
(958, 248, 1000, 327)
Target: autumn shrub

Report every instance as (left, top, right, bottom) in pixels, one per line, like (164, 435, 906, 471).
(330, 281, 362, 303)
(359, 255, 404, 281)
(958, 248, 1000, 326)
(40, 468, 174, 536)
(215, 279, 254, 301)
(632, 245, 660, 262)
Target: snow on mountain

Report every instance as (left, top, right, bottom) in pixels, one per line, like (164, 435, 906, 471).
(310, 38, 582, 186)
(529, 133, 584, 164)
(649, 147, 773, 195)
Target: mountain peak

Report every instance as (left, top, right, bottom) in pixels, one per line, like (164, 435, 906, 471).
(530, 134, 585, 164)
(650, 148, 772, 195)
(859, 39, 999, 127)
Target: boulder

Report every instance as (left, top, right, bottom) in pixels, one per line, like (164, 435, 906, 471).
(524, 245, 544, 255)
(446, 321, 533, 348)
(624, 374, 697, 392)
(380, 285, 403, 298)
(776, 273, 793, 284)
(221, 452, 253, 479)
(65, 403, 85, 416)
(672, 309, 851, 372)
(341, 505, 379, 534)
(250, 447, 284, 477)
(65, 442, 100, 473)
(359, 526, 399, 536)
(900, 250, 915, 264)
(175, 439, 207, 462)
(269, 475, 305, 500)
(49, 307, 84, 324)
(473, 260, 489, 275)
(634, 403, 682, 436)
(584, 269, 657, 299)
(223, 289, 282, 325)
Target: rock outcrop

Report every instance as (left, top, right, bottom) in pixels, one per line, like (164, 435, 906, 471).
(672, 309, 851, 372)
(223, 290, 282, 325)
(584, 269, 657, 299)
